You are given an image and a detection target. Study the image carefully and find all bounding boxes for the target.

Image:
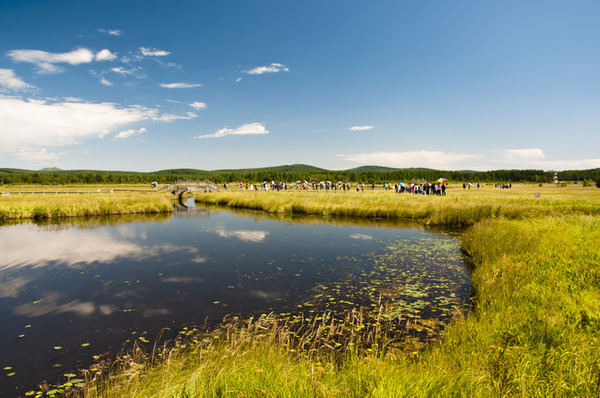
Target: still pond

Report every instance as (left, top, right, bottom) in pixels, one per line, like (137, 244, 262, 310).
(0, 203, 471, 396)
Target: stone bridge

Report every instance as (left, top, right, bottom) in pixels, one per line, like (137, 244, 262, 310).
(161, 180, 223, 199)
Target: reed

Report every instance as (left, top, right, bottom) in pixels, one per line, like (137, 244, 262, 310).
(0, 191, 174, 221)
(58, 213, 600, 397)
(25, 183, 600, 397)
(194, 184, 600, 225)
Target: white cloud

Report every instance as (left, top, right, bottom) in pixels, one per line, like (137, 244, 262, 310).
(338, 147, 600, 171)
(196, 122, 269, 139)
(160, 82, 202, 88)
(349, 125, 374, 131)
(236, 77, 243, 82)
(95, 49, 117, 61)
(16, 148, 62, 162)
(350, 234, 374, 240)
(190, 101, 207, 110)
(0, 96, 196, 157)
(245, 63, 290, 75)
(216, 228, 269, 243)
(153, 112, 197, 122)
(8, 48, 95, 73)
(337, 150, 484, 170)
(100, 77, 113, 86)
(110, 66, 144, 78)
(98, 28, 122, 36)
(537, 159, 600, 170)
(166, 99, 207, 110)
(115, 127, 147, 139)
(0, 69, 33, 91)
(494, 148, 600, 170)
(497, 148, 545, 162)
(140, 47, 170, 57)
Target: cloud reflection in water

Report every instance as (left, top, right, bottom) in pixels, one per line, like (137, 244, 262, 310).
(215, 227, 269, 243)
(0, 224, 201, 270)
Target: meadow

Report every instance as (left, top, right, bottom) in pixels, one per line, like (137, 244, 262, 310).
(194, 183, 600, 225)
(0, 185, 174, 221)
(10, 183, 600, 397)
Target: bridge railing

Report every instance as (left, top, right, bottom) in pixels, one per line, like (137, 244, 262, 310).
(160, 180, 224, 193)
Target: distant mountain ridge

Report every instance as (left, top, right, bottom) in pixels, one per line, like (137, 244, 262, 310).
(1, 164, 599, 184)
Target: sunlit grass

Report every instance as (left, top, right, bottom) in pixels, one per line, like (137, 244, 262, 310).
(195, 184, 600, 225)
(64, 214, 599, 397)
(12, 182, 598, 396)
(0, 190, 174, 221)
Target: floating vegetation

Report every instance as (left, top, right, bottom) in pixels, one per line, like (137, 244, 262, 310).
(270, 235, 472, 350)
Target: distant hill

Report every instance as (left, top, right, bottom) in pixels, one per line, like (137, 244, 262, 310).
(345, 166, 438, 173)
(212, 164, 329, 175)
(1, 164, 599, 184)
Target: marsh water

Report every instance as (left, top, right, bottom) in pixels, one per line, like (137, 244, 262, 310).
(0, 202, 471, 396)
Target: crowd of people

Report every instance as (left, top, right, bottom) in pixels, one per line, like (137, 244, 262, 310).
(230, 180, 448, 195)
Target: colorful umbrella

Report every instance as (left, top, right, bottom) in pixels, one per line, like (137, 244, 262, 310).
(437, 178, 448, 183)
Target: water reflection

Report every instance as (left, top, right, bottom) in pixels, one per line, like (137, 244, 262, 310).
(215, 227, 269, 243)
(13, 292, 118, 318)
(0, 225, 203, 270)
(0, 207, 470, 397)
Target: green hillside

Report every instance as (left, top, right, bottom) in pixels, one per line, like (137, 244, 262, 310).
(1, 165, 599, 185)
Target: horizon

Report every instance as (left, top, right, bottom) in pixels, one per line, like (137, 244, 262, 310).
(1, 1, 599, 172)
(2, 163, 592, 174)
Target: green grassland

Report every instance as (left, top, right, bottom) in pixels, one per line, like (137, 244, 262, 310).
(0, 186, 174, 221)
(13, 184, 600, 397)
(194, 183, 600, 225)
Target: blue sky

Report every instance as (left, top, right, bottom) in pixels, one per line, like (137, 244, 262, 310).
(1, 0, 599, 172)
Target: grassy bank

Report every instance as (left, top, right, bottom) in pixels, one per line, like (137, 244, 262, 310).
(194, 184, 600, 225)
(70, 213, 599, 397)
(0, 190, 174, 221)
(15, 184, 597, 396)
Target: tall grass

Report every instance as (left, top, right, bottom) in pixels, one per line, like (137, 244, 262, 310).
(67, 210, 600, 397)
(0, 191, 174, 221)
(195, 185, 600, 225)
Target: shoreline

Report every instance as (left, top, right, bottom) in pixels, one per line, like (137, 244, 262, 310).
(5, 184, 600, 396)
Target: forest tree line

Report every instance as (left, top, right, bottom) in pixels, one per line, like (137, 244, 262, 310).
(1, 167, 600, 186)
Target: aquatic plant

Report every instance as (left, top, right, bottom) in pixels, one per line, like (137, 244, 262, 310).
(68, 215, 599, 397)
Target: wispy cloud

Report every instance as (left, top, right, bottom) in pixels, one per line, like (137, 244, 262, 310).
(350, 234, 374, 240)
(0, 96, 197, 158)
(497, 148, 545, 163)
(196, 122, 269, 139)
(215, 228, 269, 243)
(337, 150, 484, 170)
(16, 148, 62, 162)
(140, 47, 170, 57)
(115, 127, 147, 139)
(110, 66, 145, 78)
(160, 82, 202, 88)
(244, 63, 289, 75)
(0, 69, 33, 91)
(99, 77, 113, 86)
(166, 99, 207, 110)
(153, 112, 197, 122)
(7, 48, 114, 74)
(338, 148, 600, 171)
(494, 148, 600, 170)
(349, 125, 374, 131)
(190, 101, 207, 110)
(98, 28, 121, 36)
